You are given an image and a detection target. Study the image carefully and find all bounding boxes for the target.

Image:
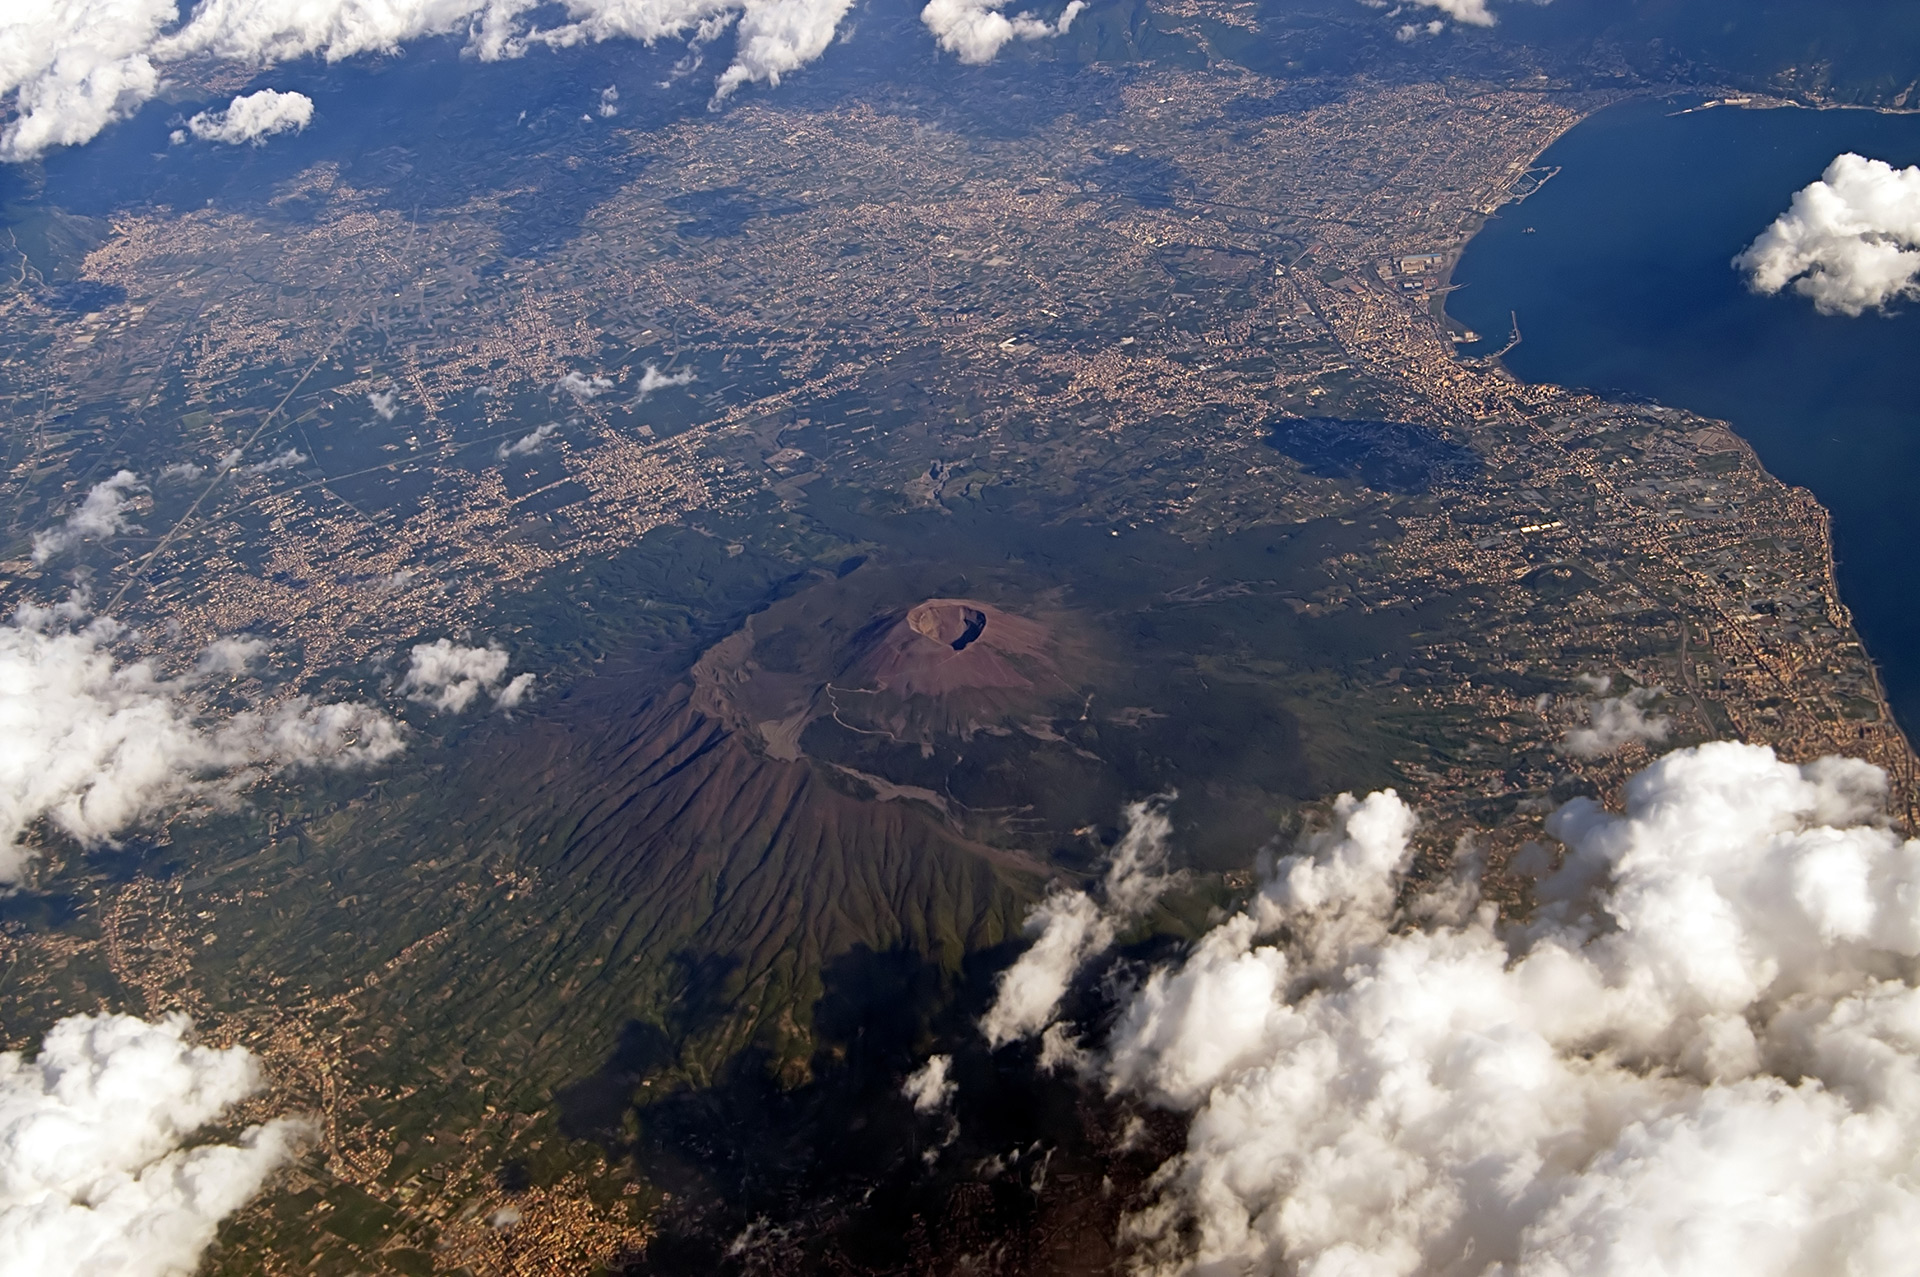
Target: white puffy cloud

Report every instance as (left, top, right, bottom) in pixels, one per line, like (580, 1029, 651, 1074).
(31, 470, 144, 565)
(2, 0, 866, 161)
(0, 596, 403, 883)
(401, 638, 532, 712)
(490, 0, 857, 99)
(0, 0, 173, 163)
(710, 0, 853, 98)
(1737, 153, 1920, 316)
(496, 422, 558, 459)
(1562, 683, 1669, 758)
(184, 86, 312, 144)
(1062, 742, 1920, 1276)
(920, 0, 1081, 65)
(193, 635, 266, 676)
(901, 1054, 956, 1114)
(1374, 0, 1541, 33)
(558, 370, 614, 401)
(1407, 0, 1495, 25)
(243, 447, 306, 474)
(980, 797, 1174, 1048)
(155, 0, 491, 64)
(635, 362, 696, 398)
(0, 1011, 308, 1277)
(981, 889, 1112, 1049)
(367, 389, 398, 421)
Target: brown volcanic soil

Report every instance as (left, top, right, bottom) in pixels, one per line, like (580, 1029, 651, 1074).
(854, 599, 1062, 702)
(692, 570, 1088, 761)
(682, 552, 1342, 874)
(347, 672, 1046, 1087)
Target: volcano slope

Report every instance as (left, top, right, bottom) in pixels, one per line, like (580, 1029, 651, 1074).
(195, 519, 1416, 1114)
(106, 500, 1435, 1187)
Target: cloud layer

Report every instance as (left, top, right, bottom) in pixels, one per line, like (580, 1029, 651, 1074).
(0, 1011, 306, 1277)
(184, 86, 312, 144)
(0, 597, 402, 882)
(1016, 742, 1920, 1275)
(1737, 153, 1920, 316)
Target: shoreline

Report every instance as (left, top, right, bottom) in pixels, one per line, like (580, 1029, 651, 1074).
(1436, 91, 1920, 823)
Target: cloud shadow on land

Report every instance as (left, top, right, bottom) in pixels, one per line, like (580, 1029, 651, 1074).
(557, 940, 1178, 1274)
(9, 36, 698, 264)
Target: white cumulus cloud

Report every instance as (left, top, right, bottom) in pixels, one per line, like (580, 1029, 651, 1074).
(193, 635, 267, 676)
(184, 86, 312, 144)
(156, 0, 482, 64)
(31, 470, 144, 565)
(0, 1011, 308, 1277)
(0, 0, 174, 163)
(1562, 682, 1669, 758)
(1408, 0, 1494, 25)
(902, 1054, 956, 1114)
(401, 638, 532, 712)
(635, 361, 696, 398)
(1374, 0, 1540, 33)
(1737, 152, 1920, 316)
(982, 888, 1112, 1049)
(1056, 741, 1920, 1276)
(243, 446, 306, 474)
(558, 370, 614, 401)
(710, 0, 854, 97)
(920, 0, 1082, 65)
(980, 796, 1175, 1048)
(0, 596, 402, 883)
(496, 422, 558, 459)
(2, 0, 868, 160)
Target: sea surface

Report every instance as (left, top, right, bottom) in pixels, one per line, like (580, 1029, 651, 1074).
(1448, 96, 1920, 736)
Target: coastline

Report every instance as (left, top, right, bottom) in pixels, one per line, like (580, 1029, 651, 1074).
(1435, 91, 1920, 825)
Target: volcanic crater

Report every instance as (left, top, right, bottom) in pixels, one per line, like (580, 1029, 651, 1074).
(855, 599, 1060, 705)
(689, 570, 1085, 772)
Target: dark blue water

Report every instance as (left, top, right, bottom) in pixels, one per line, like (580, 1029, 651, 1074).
(1448, 96, 1920, 735)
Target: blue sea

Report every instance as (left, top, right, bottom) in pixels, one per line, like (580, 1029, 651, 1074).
(1448, 96, 1920, 735)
